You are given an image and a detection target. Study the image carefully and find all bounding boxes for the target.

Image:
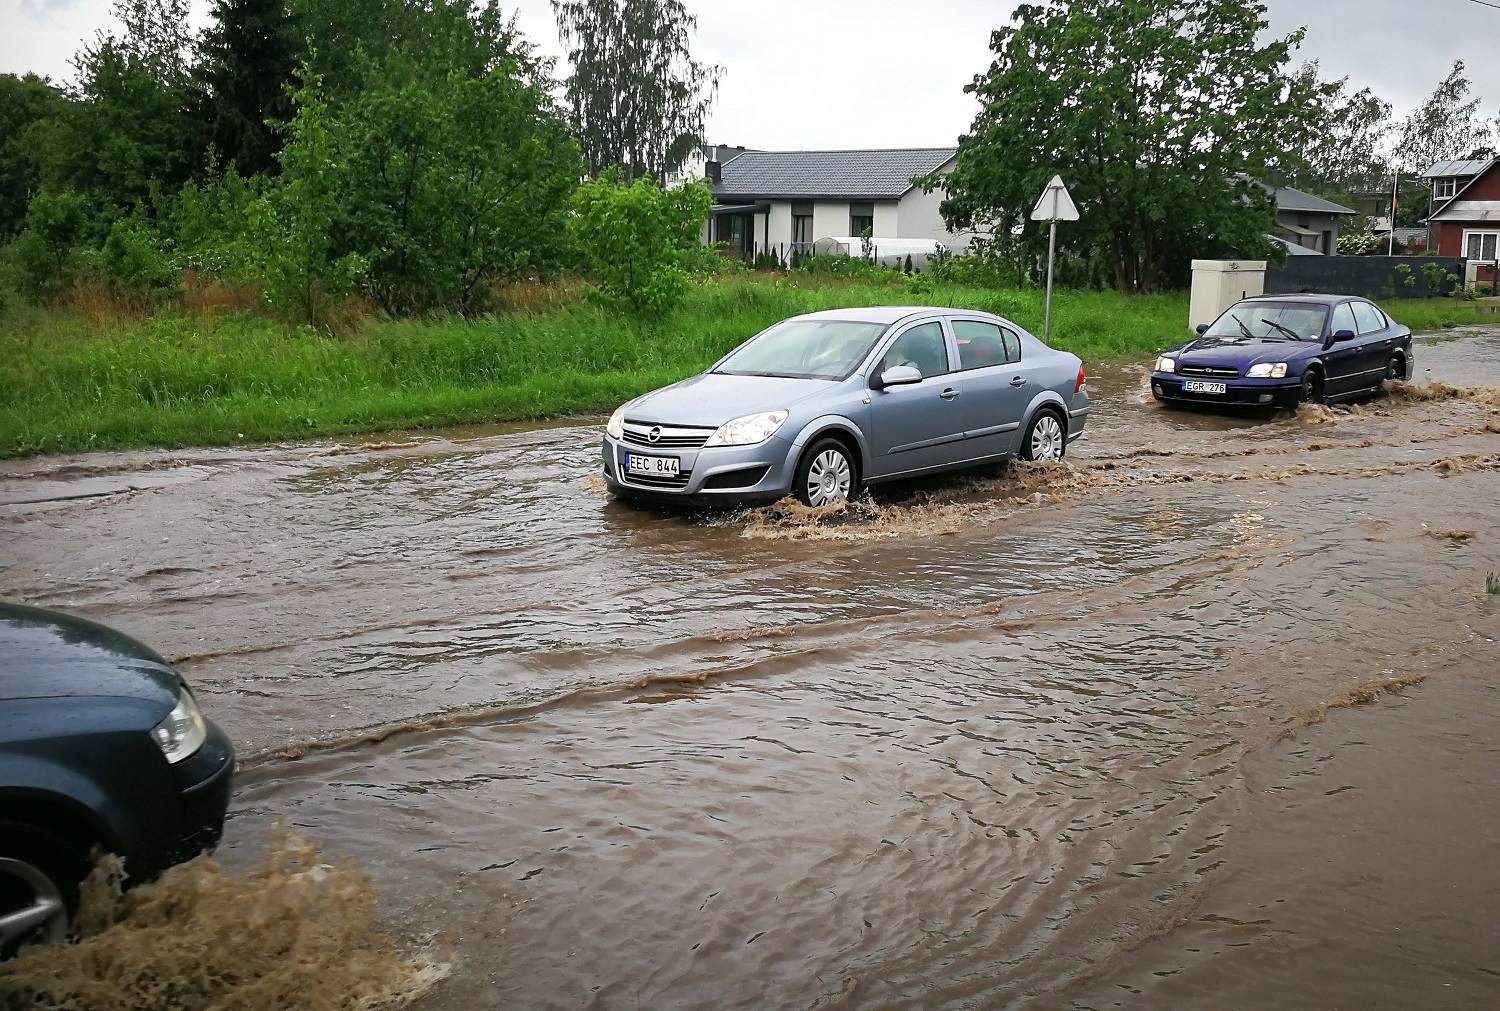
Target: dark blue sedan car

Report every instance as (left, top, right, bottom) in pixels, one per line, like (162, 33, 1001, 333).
(0, 603, 234, 956)
(1151, 294, 1413, 410)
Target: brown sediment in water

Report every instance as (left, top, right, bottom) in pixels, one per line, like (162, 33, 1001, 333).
(306, 440, 426, 458)
(1277, 674, 1428, 741)
(1425, 529, 1476, 545)
(0, 829, 446, 1011)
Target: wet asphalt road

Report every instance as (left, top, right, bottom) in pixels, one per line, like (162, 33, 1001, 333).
(3, 330, 1499, 1009)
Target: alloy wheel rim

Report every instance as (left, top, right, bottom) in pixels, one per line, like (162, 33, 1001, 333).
(806, 450, 852, 506)
(1030, 416, 1064, 461)
(0, 857, 68, 950)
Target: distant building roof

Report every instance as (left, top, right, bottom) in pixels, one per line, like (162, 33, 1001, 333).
(1268, 234, 1324, 255)
(1421, 159, 1493, 180)
(1274, 186, 1357, 216)
(714, 147, 959, 201)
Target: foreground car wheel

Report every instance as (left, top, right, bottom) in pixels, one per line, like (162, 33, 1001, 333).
(0, 821, 85, 958)
(1021, 410, 1067, 462)
(1385, 354, 1406, 382)
(795, 439, 858, 507)
(1298, 370, 1325, 406)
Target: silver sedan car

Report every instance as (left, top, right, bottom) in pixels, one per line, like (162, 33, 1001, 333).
(602, 306, 1090, 506)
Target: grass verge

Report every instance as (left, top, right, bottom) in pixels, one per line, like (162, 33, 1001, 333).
(1, 279, 1494, 458)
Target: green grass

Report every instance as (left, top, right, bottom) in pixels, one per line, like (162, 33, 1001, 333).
(1, 277, 1494, 457)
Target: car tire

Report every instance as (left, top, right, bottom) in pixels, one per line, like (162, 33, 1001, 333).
(1384, 353, 1406, 383)
(794, 438, 859, 507)
(1297, 370, 1325, 406)
(0, 819, 89, 958)
(1020, 409, 1067, 462)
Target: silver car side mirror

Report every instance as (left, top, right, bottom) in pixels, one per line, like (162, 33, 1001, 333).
(874, 365, 923, 389)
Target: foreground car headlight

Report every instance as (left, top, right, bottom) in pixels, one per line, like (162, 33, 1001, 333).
(606, 406, 626, 439)
(1155, 356, 1177, 374)
(1245, 362, 1288, 379)
(704, 410, 789, 447)
(151, 686, 208, 764)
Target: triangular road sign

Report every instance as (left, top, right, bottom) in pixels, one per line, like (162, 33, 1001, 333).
(1030, 175, 1080, 222)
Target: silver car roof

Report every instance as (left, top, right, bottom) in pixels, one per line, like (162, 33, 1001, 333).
(790, 306, 996, 325)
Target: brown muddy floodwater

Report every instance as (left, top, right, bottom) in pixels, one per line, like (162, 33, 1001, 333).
(4, 332, 1500, 1009)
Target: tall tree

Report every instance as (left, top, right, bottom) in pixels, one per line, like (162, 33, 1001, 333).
(1396, 61, 1497, 172)
(32, 0, 200, 215)
(1290, 61, 1392, 196)
(551, 0, 721, 180)
(931, 0, 1325, 293)
(0, 74, 66, 240)
(192, 0, 303, 175)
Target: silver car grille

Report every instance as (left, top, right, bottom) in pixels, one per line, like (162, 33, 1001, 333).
(621, 423, 715, 449)
(1178, 364, 1241, 379)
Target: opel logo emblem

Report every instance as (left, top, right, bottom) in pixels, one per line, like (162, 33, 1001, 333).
(648, 426, 662, 443)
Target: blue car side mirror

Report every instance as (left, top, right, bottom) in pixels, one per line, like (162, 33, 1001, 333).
(1331, 329, 1356, 342)
(1195, 324, 1209, 335)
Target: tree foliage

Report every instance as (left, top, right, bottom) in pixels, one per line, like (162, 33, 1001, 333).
(567, 171, 711, 313)
(0, 74, 66, 241)
(1396, 61, 1498, 173)
(191, 0, 303, 176)
(552, 0, 722, 179)
(933, 0, 1323, 292)
(1290, 62, 1392, 196)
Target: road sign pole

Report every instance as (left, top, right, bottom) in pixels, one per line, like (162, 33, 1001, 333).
(1044, 218, 1057, 347)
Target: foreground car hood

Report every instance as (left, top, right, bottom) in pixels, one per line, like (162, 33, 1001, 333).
(626, 372, 833, 428)
(1, 602, 180, 704)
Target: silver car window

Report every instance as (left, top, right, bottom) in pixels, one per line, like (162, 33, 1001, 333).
(879, 322, 950, 378)
(714, 320, 890, 380)
(952, 320, 1012, 370)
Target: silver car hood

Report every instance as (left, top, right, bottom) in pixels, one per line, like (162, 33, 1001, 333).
(625, 372, 835, 427)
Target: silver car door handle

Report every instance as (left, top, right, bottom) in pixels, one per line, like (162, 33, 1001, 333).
(940, 388, 959, 400)
(1009, 376, 1027, 387)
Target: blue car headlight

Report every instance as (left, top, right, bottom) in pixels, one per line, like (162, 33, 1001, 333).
(1245, 362, 1288, 379)
(1155, 356, 1177, 374)
(151, 685, 208, 764)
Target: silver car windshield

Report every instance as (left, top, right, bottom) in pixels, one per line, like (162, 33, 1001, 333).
(713, 320, 891, 380)
(1206, 303, 1327, 341)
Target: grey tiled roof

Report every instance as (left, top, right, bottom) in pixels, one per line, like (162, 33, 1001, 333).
(714, 147, 959, 200)
(1274, 186, 1356, 215)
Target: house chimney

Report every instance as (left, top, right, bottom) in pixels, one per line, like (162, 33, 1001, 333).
(706, 161, 722, 185)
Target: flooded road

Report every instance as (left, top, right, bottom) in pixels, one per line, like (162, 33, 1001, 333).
(4, 331, 1500, 1008)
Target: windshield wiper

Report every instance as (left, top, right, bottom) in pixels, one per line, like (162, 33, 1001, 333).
(1229, 314, 1255, 340)
(1262, 319, 1302, 341)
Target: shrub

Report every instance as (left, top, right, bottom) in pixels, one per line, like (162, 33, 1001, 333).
(566, 171, 712, 314)
(11, 190, 90, 297)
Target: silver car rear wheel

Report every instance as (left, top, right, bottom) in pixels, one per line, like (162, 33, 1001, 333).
(1022, 412, 1066, 462)
(795, 438, 858, 507)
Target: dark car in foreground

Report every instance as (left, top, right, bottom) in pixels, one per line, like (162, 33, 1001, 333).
(603, 307, 1090, 506)
(1151, 294, 1413, 410)
(0, 603, 234, 956)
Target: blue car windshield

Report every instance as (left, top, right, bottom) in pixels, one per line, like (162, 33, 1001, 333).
(1206, 303, 1327, 341)
(714, 320, 891, 380)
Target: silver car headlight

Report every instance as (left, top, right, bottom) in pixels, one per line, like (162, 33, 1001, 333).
(606, 406, 626, 439)
(1245, 362, 1288, 379)
(704, 410, 789, 447)
(1155, 356, 1177, 374)
(151, 686, 207, 764)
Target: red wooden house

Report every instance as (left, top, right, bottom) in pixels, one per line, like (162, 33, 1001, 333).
(1423, 158, 1500, 283)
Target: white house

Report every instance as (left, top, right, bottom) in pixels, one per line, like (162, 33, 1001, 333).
(703, 147, 971, 260)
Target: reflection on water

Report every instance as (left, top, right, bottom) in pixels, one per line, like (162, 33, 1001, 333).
(4, 330, 1500, 1009)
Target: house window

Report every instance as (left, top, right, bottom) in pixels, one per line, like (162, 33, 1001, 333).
(1467, 231, 1500, 262)
(792, 202, 813, 245)
(1435, 178, 1457, 199)
(849, 202, 874, 237)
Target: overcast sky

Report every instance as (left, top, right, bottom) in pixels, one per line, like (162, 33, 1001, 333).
(3, 0, 1497, 151)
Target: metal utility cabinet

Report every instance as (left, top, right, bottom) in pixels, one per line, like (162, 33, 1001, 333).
(1190, 260, 1266, 330)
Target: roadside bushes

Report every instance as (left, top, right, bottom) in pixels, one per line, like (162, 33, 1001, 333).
(567, 170, 712, 314)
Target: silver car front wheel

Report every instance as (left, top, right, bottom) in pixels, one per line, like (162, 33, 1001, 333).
(1022, 411, 1066, 462)
(796, 439, 859, 507)
(0, 855, 69, 953)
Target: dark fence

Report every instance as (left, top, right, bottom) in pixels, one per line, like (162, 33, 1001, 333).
(1266, 256, 1467, 299)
